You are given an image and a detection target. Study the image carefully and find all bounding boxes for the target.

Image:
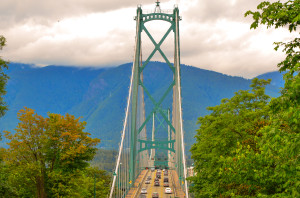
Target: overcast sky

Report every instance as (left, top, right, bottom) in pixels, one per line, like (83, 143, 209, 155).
(0, 0, 295, 78)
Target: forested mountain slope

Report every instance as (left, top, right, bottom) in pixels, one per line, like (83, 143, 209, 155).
(0, 62, 282, 150)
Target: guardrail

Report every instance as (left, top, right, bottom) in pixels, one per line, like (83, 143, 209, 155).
(132, 170, 149, 198)
(170, 170, 178, 197)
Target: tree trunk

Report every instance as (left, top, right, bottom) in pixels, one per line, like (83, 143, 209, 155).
(36, 174, 47, 198)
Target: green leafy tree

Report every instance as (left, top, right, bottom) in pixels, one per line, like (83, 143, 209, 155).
(0, 148, 18, 197)
(190, 1, 299, 197)
(245, 0, 299, 74)
(45, 167, 110, 198)
(3, 107, 100, 197)
(217, 1, 300, 196)
(0, 35, 11, 196)
(0, 35, 9, 118)
(190, 78, 271, 197)
(66, 167, 110, 198)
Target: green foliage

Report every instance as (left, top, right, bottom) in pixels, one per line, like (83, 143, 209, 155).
(245, 4, 299, 196)
(190, 78, 271, 197)
(0, 148, 18, 197)
(190, 1, 299, 197)
(0, 35, 11, 194)
(245, 0, 299, 75)
(0, 35, 9, 118)
(47, 167, 110, 198)
(2, 108, 102, 197)
(245, 0, 300, 32)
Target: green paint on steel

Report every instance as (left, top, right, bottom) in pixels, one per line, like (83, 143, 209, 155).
(127, 3, 185, 194)
(137, 80, 175, 134)
(140, 25, 175, 73)
(138, 139, 175, 153)
(155, 112, 168, 131)
(138, 80, 175, 134)
(129, 6, 142, 186)
(154, 161, 169, 166)
(142, 13, 174, 23)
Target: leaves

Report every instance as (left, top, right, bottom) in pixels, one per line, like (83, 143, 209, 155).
(190, 1, 299, 196)
(2, 107, 101, 197)
(245, 0, 299, 79)
(0, 35, 9, 118)
(245, 0, 300, 32)
(190, 79, 271, 197)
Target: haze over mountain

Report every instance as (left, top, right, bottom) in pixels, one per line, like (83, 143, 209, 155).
(0, 62, 283, 152)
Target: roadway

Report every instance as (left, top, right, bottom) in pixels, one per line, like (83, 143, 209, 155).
(138, 169, 176, 198)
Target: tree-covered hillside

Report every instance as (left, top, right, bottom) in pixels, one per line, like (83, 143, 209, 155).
(0, 62, 282, 151)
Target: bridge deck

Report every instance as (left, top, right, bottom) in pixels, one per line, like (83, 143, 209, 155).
(170, 170, 185, 197)
(125, 170, 148, 198)
(126, 169, 185, 198)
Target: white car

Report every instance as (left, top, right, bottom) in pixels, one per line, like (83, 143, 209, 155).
(141, 188, 147, 194)
(165, 187, 172, 194)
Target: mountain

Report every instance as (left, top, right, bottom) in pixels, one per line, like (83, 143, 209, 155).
(0, 63, 106, 142)
(0, 62, 283, 152)
(256, 71, 285, 88)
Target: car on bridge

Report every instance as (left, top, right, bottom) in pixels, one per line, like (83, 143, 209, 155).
(165, 188, 172, 194)
(154, 181, 160, 186)
(145, 180, 150, 184)
(152, 192, 159, 198)
(163, 182, 169, 187)
(141, 188, 147, 194)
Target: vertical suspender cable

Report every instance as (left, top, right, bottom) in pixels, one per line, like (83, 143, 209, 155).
(109, 10, 140, 196)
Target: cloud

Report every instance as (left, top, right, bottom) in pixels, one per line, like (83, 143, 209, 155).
(3, 8, 137, 67)
(184, 0, 257, 23)
(176, 0, 293, 77)
(1, 0, 296, 78)
(179, 18, 291, 78)
(0, 0, 154, 28)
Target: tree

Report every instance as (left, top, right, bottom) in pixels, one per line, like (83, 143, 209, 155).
(0, 36, 12, 196)
(3, 107, 100, 197)
(245, 0, 299, 76)
(190, 1, 299, 197)
(45, 167, 110, 198)
(221, 1, 300, 196)
(190, 79, 271, 197)
(0, 35, 9, 118)
(0, 148, 18, 197)
(63, 167, 111, 198)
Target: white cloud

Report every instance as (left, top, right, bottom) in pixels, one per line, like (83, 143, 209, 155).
(1, 0, 296, 78)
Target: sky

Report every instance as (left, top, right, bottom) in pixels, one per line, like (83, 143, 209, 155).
(0, 0, 295, 78)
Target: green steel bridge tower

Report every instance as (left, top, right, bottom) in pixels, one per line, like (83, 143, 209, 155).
(109, 1, 189, 197)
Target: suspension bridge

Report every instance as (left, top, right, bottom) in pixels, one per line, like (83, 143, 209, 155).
(109, 1, 189, 197)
